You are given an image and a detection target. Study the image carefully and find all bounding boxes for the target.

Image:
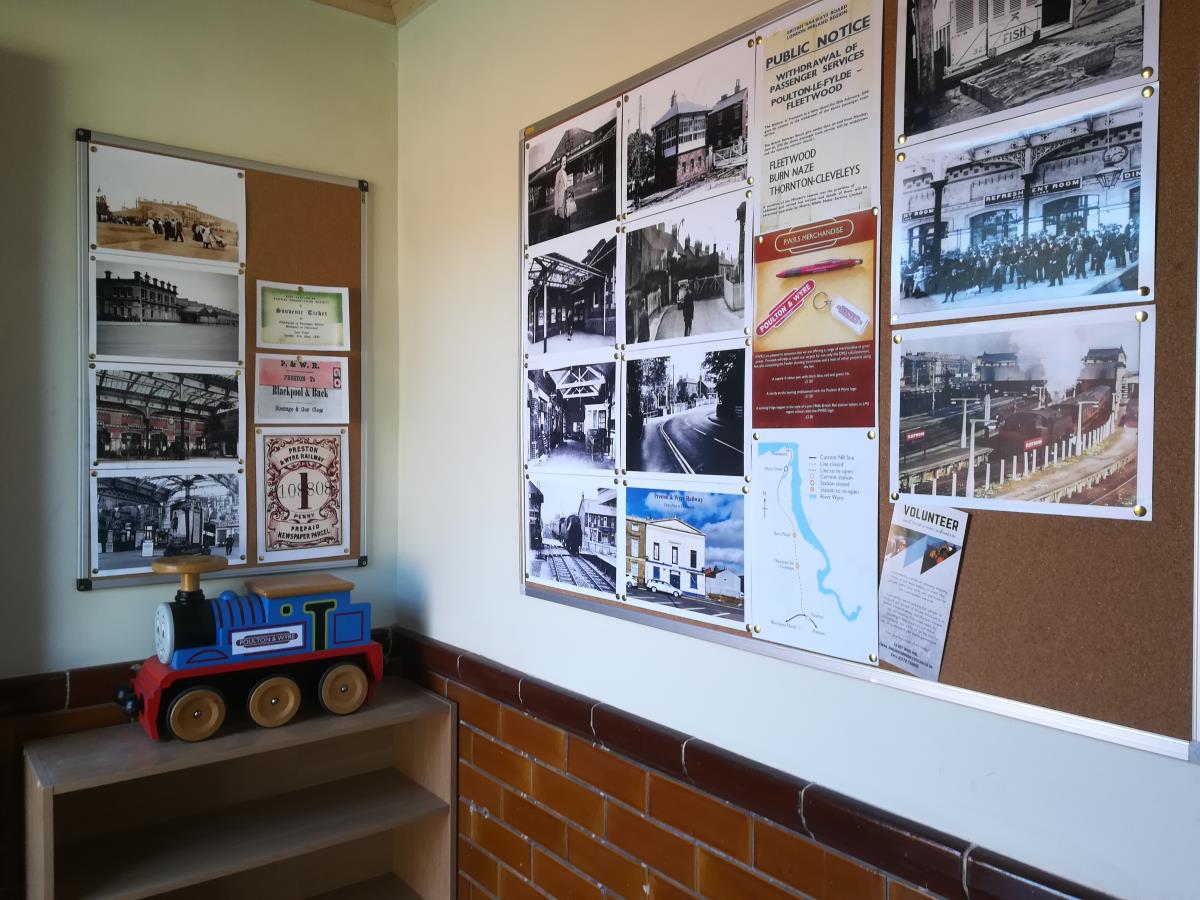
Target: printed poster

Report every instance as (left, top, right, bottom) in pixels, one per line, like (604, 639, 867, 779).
(255, 354, 350, 424)
(256, 427, 350, 562)
(257, 281, 351, 351)
(755, 0, 882, 231)
(878, 502, 968, 681)
(753, 209, 877, 428)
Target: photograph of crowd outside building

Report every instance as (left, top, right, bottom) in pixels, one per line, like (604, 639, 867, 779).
(527, 476, 617, 595)
(525, 103, 617, 247)
(526, 362, 615, 473)
(898, 0, 1156, 141)
(93, 259, 241, 363)
(526, 229, 617, 358)
(93, 471, 243, 574)
(625, 40, 752, 215)
(626, 345, 745, 477)
(893, 89, 1155, 322)
(625, 193, 748, 346)
(91, 144, 244, 265)
(92, 366, 240, 464)
(891, 307, 1154, 519)
(624, 486, 745, 624)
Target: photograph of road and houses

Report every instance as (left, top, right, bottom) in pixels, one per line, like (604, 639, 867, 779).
(626, 345, 745, 477)
(526, 362, 616, 473)
(527, 476, 617, 594)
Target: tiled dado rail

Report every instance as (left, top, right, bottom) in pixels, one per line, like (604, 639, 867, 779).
(0, 627, 1109, 900)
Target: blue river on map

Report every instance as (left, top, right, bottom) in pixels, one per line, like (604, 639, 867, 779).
(761, 443, 862, 622)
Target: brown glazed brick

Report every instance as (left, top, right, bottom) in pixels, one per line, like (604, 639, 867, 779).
(890, 882, 938, 900)
(568, 735, 648, 810)
(498, 864, 550, 900)
(458, 873, 473, 899)
(567, 826, 647, 899)
(605, 801, 695, 888)
(591, 705, 688, 779)
(532, 847, 604, 900)
(67, 660, 140, 709)
(696, 847, 798, 900)
(0, 671, 66, 716)
(460, 799, 474, 836)
(966, 847, 1114, 900)
(824, 850, 886, 899)
(459, 835, 500, 894)
(460, 760, 504, 814)
(459, 654, 524, 707)
(396, 628, 461, 677)
(501, 705, 567, 768)
(473, 732, 534, 793)
(648, 871, 698, 900)
(460, 723, 475, 761)
(503, 789, 568, 857)
(449, 681, 503, 735)
(532, 763, 604, 833)
(648, 775, 752, 863)
(520, 676, 596, 737)
(684, 739, 808, 835)
(474, 810, 532, 877)
(753, 818, 826, 896)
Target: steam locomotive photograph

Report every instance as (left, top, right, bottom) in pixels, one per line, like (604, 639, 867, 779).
(527, 475, 617, 594)
(892, 307, 1153, 517)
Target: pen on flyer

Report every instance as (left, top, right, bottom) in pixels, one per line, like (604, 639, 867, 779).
(776, 258, 863, 277)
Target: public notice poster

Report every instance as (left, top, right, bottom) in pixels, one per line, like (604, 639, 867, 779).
(256, 281, 351, 351)
(255, 354, 349, 424)
(755, 0, 882, 231)
(878, 502, 968, 681)
(753, 209, 876, 428)
(256, 428, 349, 562)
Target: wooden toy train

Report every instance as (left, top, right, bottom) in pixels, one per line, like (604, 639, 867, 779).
(116, 555, 382, 742)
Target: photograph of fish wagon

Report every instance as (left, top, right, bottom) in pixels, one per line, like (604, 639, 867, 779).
(527, 477, 617, 594)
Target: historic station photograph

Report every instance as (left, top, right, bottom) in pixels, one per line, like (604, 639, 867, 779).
(94, 471, 242, 573)
(525, 103, 617, 247)
(91, 144, 244, 264)
(900, 0, 1154, 139)
(526, 228, 617, 358)
(93, 259, 241, 363)
(527, 476, 617, 594)
(624, 39, 752, 214)
(526, 362, 616, 473)
(893, 308, 1151, 516)
(626, 344, 745, 477)
(625, 193, 748, 346)
(624, 486, 745, 623)
(894, 90, 1152, 321)
(93, 367, 240, 463)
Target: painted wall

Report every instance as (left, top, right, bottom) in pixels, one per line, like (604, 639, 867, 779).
(0, 0, 399, 675)
(394, 2, 1200, 897)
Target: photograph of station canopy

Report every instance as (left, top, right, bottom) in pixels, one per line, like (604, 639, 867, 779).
(527, 476, 616, 594)
(94, 368, 239, 463)
(525, 104, 617, 247)
(625, 193, 747, 345)
(526, 230, 616, 357)
(894, 91, 1149, 318)
(526, 362, 615, 473)
(896, 312, 1144, 510)
(95, 259, 240, 363)
(624, 39, 751, 214)
(900, 0, 1151, 138)
(95, 472, 241, 573)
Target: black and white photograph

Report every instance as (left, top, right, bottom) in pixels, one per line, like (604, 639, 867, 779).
(527, 475, 617, 595)
(526, 227, 617, 358)
(92, 257, 242, 364)
(624, 39, 753, 215)
(527, 362, 616, 473)
(91, 365, 242, 465)
(898, 0, 1158, 142)
(893, 88, 1156, 323)
(626, 344, 745, 478)
(92, 470, 244, 574)
(625, 192, 749, 346)
(91, 144, 245, 266)
(891, 306, 1155, 520)
(525, 103, 618, 248)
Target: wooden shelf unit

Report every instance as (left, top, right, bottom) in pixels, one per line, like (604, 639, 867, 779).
(24, 680, 454, 899)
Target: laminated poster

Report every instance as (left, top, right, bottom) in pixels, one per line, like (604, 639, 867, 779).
(257, 428, 349, 562)
(257, 281, 351, 351)
(255, 354, 350, 424)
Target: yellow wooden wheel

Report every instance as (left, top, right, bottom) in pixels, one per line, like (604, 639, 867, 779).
(167, 687, 226, 742)
(318, 663, 369, 715)
(247, 675, 301, 728)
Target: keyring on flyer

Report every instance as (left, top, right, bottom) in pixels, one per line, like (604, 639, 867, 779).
(811, 290, 832, 311)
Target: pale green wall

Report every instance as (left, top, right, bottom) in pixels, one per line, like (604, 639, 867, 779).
(0, 0, 399, 676)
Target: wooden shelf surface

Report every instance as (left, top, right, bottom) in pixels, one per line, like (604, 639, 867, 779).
(26, 680, 447, 795)
(57, 769, 446, 900)
(311, 873, 423, 899)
